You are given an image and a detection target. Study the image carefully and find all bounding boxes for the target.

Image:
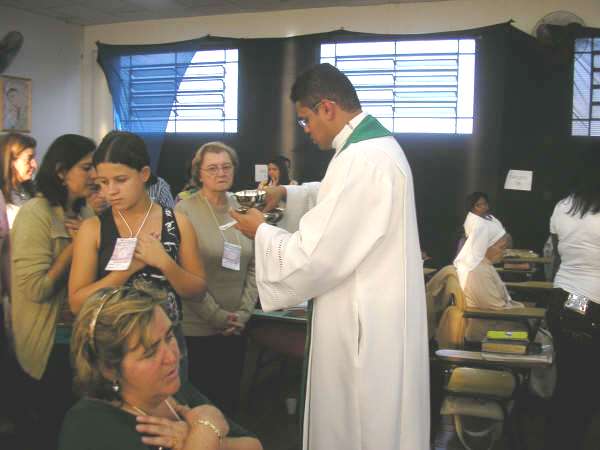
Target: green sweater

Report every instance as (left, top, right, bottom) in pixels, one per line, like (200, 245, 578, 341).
(175, 192, 257, 336)
(10, 196, 93, 379)
(59, 383, 254, 450)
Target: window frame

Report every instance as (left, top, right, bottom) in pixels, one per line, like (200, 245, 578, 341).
(320, 38, 477, 135)
(571, 37, 600, 138)
(118, 48, 239, 134)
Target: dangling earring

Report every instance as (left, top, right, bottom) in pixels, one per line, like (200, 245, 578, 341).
(112, 379, 120, 393)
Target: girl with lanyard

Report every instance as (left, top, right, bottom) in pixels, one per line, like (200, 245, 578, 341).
(69, 131, 206, 378)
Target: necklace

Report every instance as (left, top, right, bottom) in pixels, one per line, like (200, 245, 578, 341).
(128, 398, 182, 420)
(126, 399, 182, 450)
(116, 199, 154, 238)
(15, 187, 28, 200)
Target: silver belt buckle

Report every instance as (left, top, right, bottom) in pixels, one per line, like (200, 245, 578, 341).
(564, 293, 590, 315)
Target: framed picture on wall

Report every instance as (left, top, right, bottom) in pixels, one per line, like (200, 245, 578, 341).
(0, 75, 32, 132)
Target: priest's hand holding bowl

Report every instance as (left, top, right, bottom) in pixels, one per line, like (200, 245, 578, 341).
(262, 185, 286, 212)
(230, 207, 265, 239)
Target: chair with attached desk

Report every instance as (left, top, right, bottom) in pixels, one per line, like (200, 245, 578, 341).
(504, 281, 557, 308)
(431, 266, 546, 350)
(429, 266, 552, 450)
(496, 249, 553, 282)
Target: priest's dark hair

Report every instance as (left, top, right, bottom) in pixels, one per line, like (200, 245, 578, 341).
(35, 134, 95, 211)
(290, 63, 361, 112)
(93, 131, 157, 185)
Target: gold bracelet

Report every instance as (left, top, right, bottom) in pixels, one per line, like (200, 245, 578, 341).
(196, 419, 222, 440)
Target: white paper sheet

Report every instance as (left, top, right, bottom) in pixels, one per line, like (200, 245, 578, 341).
(504, 169, 533, 191)
(255, 164, 268, 182)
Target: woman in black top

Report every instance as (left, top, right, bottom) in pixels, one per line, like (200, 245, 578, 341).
(60, 287, 261, 450)
(69, 131, 206, 376)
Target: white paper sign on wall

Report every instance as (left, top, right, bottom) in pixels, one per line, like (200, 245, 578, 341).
(255, 164, 268, 182)
(504, 169, 533, 191)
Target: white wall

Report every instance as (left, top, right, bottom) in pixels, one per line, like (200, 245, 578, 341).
(0, 6, 84, 158)
(82, 0, 600, 142)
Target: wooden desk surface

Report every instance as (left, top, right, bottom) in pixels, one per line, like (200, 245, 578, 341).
(252, 308, 307, 324)
(505, 281, 556, 291)
(496, 267, 536, 275)
(249, 308, 307, 359)
(503, 256, 553, 264)
(436, 348, 553, 369)
(464, 306, 546, 320)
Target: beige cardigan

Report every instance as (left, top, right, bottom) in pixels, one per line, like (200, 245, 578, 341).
(11, 196, 92, 379)
(175, 192, 257, 336)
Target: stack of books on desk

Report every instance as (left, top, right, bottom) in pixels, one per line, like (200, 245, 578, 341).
(482, 331, 530, 355)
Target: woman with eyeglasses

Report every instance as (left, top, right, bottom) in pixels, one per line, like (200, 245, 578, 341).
(175, 142, 257, 416)
(11, 134, 96, 450)
(68, 131, 206, 380)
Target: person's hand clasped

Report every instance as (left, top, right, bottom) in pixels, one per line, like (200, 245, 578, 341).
(136, 413, 189, 450)
(64, 217, 83, 239)
(221, 312, 245, 336)
(230, 208, 265, 240)
(134, 232, 171, 270)
(126, 257, 146, 275)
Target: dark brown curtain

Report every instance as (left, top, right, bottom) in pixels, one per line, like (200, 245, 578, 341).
(149, 23, 597, 265)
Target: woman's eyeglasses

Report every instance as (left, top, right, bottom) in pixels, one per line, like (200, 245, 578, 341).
(201, 164, 234, 176)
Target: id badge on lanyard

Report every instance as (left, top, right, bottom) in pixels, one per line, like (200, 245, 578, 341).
(222, 241, 241, 271)
(105, 237, 138, 271)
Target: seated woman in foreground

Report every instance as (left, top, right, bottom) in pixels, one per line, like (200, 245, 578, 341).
(59, 287, 262, 450)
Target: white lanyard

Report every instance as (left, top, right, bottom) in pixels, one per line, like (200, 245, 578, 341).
(116, 200, 154, 238)
(105, 201, 155, 271)
(202, 194, 242, 271)
(202, 195, 241, 246)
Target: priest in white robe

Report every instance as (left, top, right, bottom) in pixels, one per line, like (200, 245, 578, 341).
(231, 63, 430, 450)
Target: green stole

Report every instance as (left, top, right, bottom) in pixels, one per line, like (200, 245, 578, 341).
(297, 114, 392, 444)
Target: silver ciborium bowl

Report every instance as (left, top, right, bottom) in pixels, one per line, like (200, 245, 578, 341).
(234, 189, 284, 224)
(234, 189, 266, 212)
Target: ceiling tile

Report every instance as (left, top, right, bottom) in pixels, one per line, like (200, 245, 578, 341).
(0, 0, 450, 26)
(3, 0, 74, 8)
(175, 0, 229, 7)
(43, 4, 117, 25)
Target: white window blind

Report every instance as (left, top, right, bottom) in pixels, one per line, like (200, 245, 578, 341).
(321, 39, 476, 134)
(121, 48, 238, 133)
(572, 38, 600, 137)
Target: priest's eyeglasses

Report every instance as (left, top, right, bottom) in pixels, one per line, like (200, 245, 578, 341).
(297, 100, 336, 128)
(201, 164, 234, 176)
